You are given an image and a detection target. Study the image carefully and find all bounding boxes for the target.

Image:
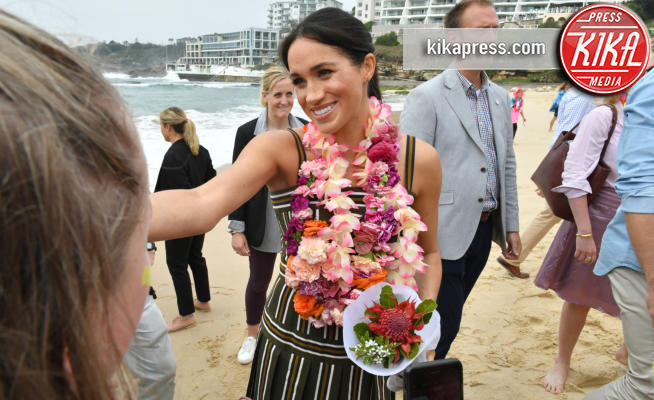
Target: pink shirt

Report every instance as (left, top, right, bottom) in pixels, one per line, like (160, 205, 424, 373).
(511, 97, 523, 123)
(553, 102, 623, 199)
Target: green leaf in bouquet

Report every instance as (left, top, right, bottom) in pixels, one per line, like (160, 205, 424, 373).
(379, 285, 397, 309)
(360, 251, 375, 261)
(416, 299, 437, 315)
(421, 312, 433, 325)
(408, 343, 420, 359)
(353, 322, 372, 341)
(364, 309, 379, 318)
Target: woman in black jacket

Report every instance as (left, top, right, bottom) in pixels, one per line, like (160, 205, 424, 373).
(228, 66, 307, 364)
(155, 106, 216, 332)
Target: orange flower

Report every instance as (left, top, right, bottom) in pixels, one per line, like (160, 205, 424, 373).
(303, 220, 328, 237)
(293, 292, 324, 319)
(352, 268, 388, 290)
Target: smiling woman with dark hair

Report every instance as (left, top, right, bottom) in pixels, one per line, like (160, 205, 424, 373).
(149, 8, 444, 399)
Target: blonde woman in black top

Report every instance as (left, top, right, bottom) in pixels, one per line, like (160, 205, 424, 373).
(229, 66, 307, 364)
(155, 107, 217, 332)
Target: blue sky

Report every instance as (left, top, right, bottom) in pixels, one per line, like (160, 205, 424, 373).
(2, 0, 355, 44)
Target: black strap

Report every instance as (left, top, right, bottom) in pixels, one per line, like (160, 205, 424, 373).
(287, 128, 306, 171)
(404, 135, 416, 193)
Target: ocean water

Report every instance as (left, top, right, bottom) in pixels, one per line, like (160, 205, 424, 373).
(105, 72, 406, 191)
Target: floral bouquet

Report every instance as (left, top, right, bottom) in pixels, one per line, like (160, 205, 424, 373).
(343, 283, 440, 376)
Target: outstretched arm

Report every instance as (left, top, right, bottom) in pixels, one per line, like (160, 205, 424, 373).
(148, 131, 288, 242)
(410, 137, 443, 303)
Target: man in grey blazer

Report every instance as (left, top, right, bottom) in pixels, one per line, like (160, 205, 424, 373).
(400, 0, 521, 359)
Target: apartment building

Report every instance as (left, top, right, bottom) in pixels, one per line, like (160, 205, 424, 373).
(179, 28, 279, 66)
(355, 0, 382, 22)
(268, 0, 344, 31)
(355, 0, 626, 27)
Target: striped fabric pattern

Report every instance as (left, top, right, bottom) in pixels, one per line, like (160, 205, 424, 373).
(246, 129, 416, 400)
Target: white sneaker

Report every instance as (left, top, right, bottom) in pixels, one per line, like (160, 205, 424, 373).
(237, 336, 257, 364)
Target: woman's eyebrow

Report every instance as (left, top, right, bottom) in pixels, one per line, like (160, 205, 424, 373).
(290, 62, 338, 78)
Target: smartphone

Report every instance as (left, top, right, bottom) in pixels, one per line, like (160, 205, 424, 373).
(403, 358, 463, 400)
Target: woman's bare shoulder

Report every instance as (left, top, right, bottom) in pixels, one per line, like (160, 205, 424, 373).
(249, 128, 299, 149)
(407, 134, 440, 169)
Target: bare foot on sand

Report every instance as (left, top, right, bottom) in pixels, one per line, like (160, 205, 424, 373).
(543, 359, 569, 394)
(194, 299, 211, 312)
(615, 343, 628, 366)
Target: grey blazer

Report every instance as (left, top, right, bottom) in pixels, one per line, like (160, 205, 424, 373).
(400, 69, 519, 260)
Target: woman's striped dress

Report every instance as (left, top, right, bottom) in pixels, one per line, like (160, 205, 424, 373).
(245, 131, 416, 400)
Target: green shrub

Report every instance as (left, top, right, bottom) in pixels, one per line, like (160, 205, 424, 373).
(375, 31, 399, 47)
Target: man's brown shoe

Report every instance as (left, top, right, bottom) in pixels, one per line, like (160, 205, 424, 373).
(497, 257, 530, 279)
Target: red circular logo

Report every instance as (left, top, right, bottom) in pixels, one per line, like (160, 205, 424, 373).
(559, 3, 651, 95)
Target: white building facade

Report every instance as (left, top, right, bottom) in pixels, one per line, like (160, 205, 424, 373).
(179, 28, 279, 66)
(355, 0, 626, 26)
(354, 0, 382, 22)
(268, 0, 344, 31)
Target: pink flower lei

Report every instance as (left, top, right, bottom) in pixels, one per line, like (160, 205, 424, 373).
(283, 97, 428, 328)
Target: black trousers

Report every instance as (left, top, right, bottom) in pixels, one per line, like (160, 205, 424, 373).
(165, 234, 210, 316)
(435, 218, 493, 359)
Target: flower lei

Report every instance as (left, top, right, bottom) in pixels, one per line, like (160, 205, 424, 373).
(283, 97, 427, 328)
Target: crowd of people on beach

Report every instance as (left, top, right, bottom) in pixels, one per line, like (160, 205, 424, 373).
(1, 0, 653, 399)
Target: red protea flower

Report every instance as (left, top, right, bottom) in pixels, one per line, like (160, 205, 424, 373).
(366, 296, 424, 362)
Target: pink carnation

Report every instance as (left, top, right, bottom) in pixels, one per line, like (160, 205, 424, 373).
(284, 268, 300, 288)
(290, 256, 322, 282)
(299, 159, 326, 178)
(366, 161, 388, 176)
(368, 141, 397, 164)
(293, 185, 310, 196)
(297, 237, 328, 265)
(353, 222, 381, 254)
(351, 255, 382, 276)
(293, 208, 313, 220)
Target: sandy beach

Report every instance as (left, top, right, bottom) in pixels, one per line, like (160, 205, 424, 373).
(148, 89, 625, 399)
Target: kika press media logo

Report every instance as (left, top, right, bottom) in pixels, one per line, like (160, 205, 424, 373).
(559, 3, 651, 94)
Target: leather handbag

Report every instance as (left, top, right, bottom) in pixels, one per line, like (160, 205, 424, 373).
(531, 104, 618, 222)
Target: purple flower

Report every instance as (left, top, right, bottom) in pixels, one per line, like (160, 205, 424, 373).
(378, 229, 392, 244)
(386, 166, 400, 187)
(297, 175, 308, 185)
(286, 238, 299, 255)
(367, 175, 382, 187)
(288, 217, 304, 231)
(297, 279, 326, 302)
(381, 207, 396, 223)
(365, 210, 382, 224)
(290, 195, 309, 212)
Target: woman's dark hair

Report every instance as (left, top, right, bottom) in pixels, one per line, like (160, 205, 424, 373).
(279, 7, 381, 101)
